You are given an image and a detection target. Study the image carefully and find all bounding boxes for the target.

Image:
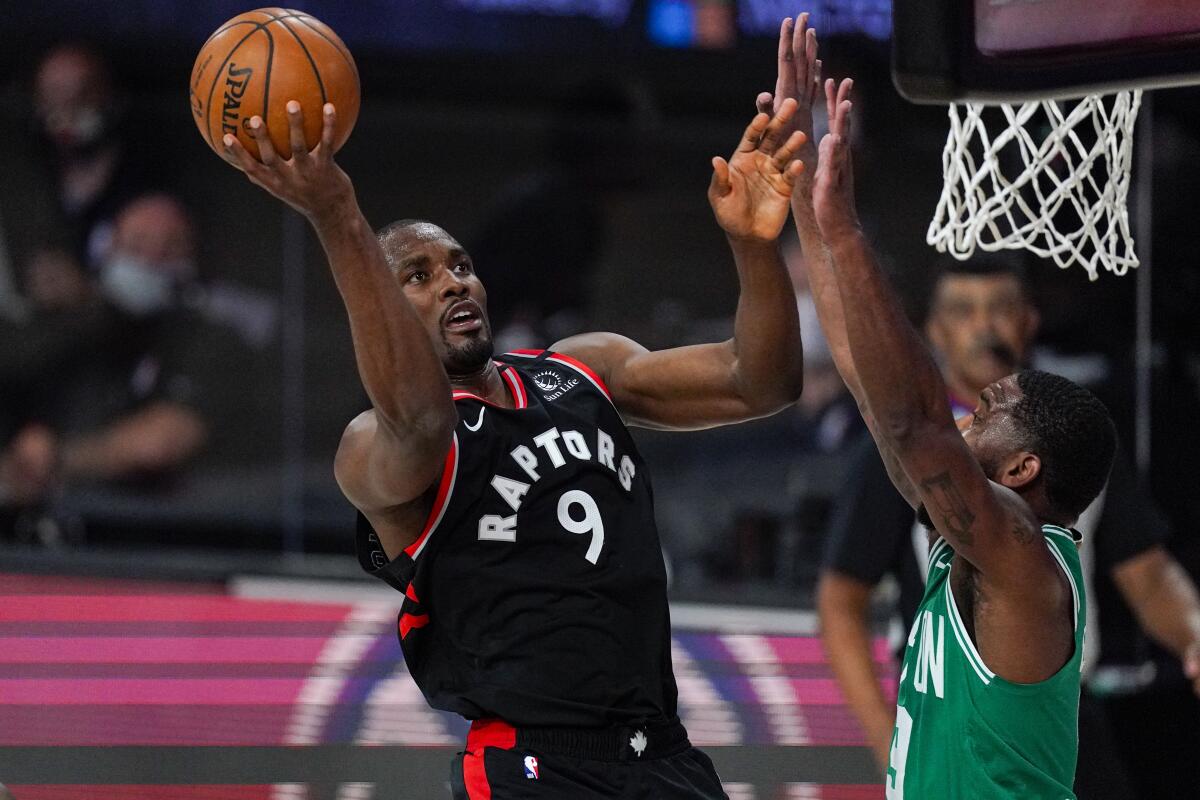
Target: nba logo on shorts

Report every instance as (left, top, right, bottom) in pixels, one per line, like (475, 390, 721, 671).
(523, 755, 539, 780)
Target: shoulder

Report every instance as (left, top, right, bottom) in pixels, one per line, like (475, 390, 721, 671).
(549, 331, 648, 386)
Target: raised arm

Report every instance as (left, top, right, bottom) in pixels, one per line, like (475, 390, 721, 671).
(224, 104, 454, 551)
(555, 102, 806, 430)
(759, 16, 919, 504)
(811, 88, 1054, 589)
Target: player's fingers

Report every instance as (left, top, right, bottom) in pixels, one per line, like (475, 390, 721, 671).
(806, 30, 819, 91)
(775, 17, 796, 99)
(736, 112, 771, 153)
(793, 13, 809, 81)
(286, 101, 309, 161)
(246, 116, 279, 167)
(811, 59, 824, 106)
(319, 103, 337, 157)
(756, 91, 774, 116)
(759, 98, 798, 154)
(838, 77, 854, 107)
(824, 78, 838, 120)
(223, 133, 266, 178)
(783, 158, 806, 187)
(837, 99, 854, 141)
(773, 130, 808, 170)
(817, 131, 837, 164)
(709, 156, 731, 196)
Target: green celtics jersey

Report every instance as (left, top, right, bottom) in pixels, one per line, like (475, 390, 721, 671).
(885, 525, 1086, 799)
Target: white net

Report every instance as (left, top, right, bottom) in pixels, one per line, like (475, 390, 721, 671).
(928, 90, 1143, 281)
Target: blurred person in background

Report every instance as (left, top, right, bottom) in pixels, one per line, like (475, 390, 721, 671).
(30, 42, 150, 272)
(0, 193, 260, 527)
(816, 256, 1200, 797)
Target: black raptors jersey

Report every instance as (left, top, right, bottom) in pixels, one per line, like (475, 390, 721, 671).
(357, 349, 679, 728)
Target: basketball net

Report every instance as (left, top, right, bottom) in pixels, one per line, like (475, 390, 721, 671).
(927, 90, 1143, 281)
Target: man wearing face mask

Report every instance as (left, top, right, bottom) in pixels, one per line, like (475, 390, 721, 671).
(28, 43, 151, 272)
(0, 193, 210, 513)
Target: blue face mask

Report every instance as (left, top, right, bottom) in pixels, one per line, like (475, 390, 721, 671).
(99, 254, 182, 316)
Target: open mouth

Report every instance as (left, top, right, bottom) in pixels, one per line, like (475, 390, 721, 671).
(443, 300, 483, 334)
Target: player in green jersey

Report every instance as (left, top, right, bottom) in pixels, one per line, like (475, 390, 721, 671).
(756, 16, 1118, 798)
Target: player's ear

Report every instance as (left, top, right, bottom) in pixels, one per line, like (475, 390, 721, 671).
(998, 450, 1040, 490)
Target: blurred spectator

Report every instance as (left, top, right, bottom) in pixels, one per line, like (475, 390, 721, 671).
(0, 193, 268, 525)
(31, 42, 151, 271)
(23, 247, 93, 311)
(816, 257, 1200, 798)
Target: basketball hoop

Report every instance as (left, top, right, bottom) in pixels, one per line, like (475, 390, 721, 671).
(927, 91, 1143, 281)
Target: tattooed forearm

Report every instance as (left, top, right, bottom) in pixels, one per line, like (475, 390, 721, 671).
(1011, 522, 1038, 545)
(920, 471, 976, 545)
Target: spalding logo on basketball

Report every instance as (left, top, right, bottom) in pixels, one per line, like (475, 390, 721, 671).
(189, 8, 360, 167)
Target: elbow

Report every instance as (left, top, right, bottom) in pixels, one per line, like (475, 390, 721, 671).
(737, 364, 805, 417)
(757, 379, 805, 416)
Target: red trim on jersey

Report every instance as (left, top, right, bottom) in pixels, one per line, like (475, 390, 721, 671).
(403, 434, 459, 560)
(399, 613, 429, 640)
(450, 363, 528, 409)
(548, 353, 613, 400)
(501, 366, 528, 409)
(503, 349, 614, 401)
(462, 720, 516, 800)
(404, 584, 419, 603)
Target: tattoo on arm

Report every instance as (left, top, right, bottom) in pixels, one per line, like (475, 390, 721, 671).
(920, 472, 976, 546)
(1011, 522, 1038, 545)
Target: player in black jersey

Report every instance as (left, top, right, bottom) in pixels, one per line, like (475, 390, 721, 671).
(223, 86, 809, 797)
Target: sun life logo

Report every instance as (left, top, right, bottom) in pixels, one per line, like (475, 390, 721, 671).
(533, 370, 561, 392)
(533, 369, 581, 401)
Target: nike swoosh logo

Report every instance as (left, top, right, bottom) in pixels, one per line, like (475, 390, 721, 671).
(463, 407, 486, 432)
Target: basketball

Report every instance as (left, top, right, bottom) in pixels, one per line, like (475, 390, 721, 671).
(189, 8, 360, 167)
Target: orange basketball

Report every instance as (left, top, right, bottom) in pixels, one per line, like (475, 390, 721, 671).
(189, 8, 360, 167)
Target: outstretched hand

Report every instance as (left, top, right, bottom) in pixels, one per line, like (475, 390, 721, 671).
(223, 101, 353, 221)
(709, 99, 808, 243)
(756, 14, 822, 176)
(813, 78, 860, 240)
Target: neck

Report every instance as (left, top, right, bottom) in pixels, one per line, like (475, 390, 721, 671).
(449, 360, 510, 405)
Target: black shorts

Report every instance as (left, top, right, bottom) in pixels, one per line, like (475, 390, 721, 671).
(450, 718, 728, 799)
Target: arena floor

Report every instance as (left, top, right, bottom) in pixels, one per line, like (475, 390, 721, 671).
(0, 572, 888, 798)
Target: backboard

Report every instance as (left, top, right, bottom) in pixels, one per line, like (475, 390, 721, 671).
(894, 0, 1200, 103)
